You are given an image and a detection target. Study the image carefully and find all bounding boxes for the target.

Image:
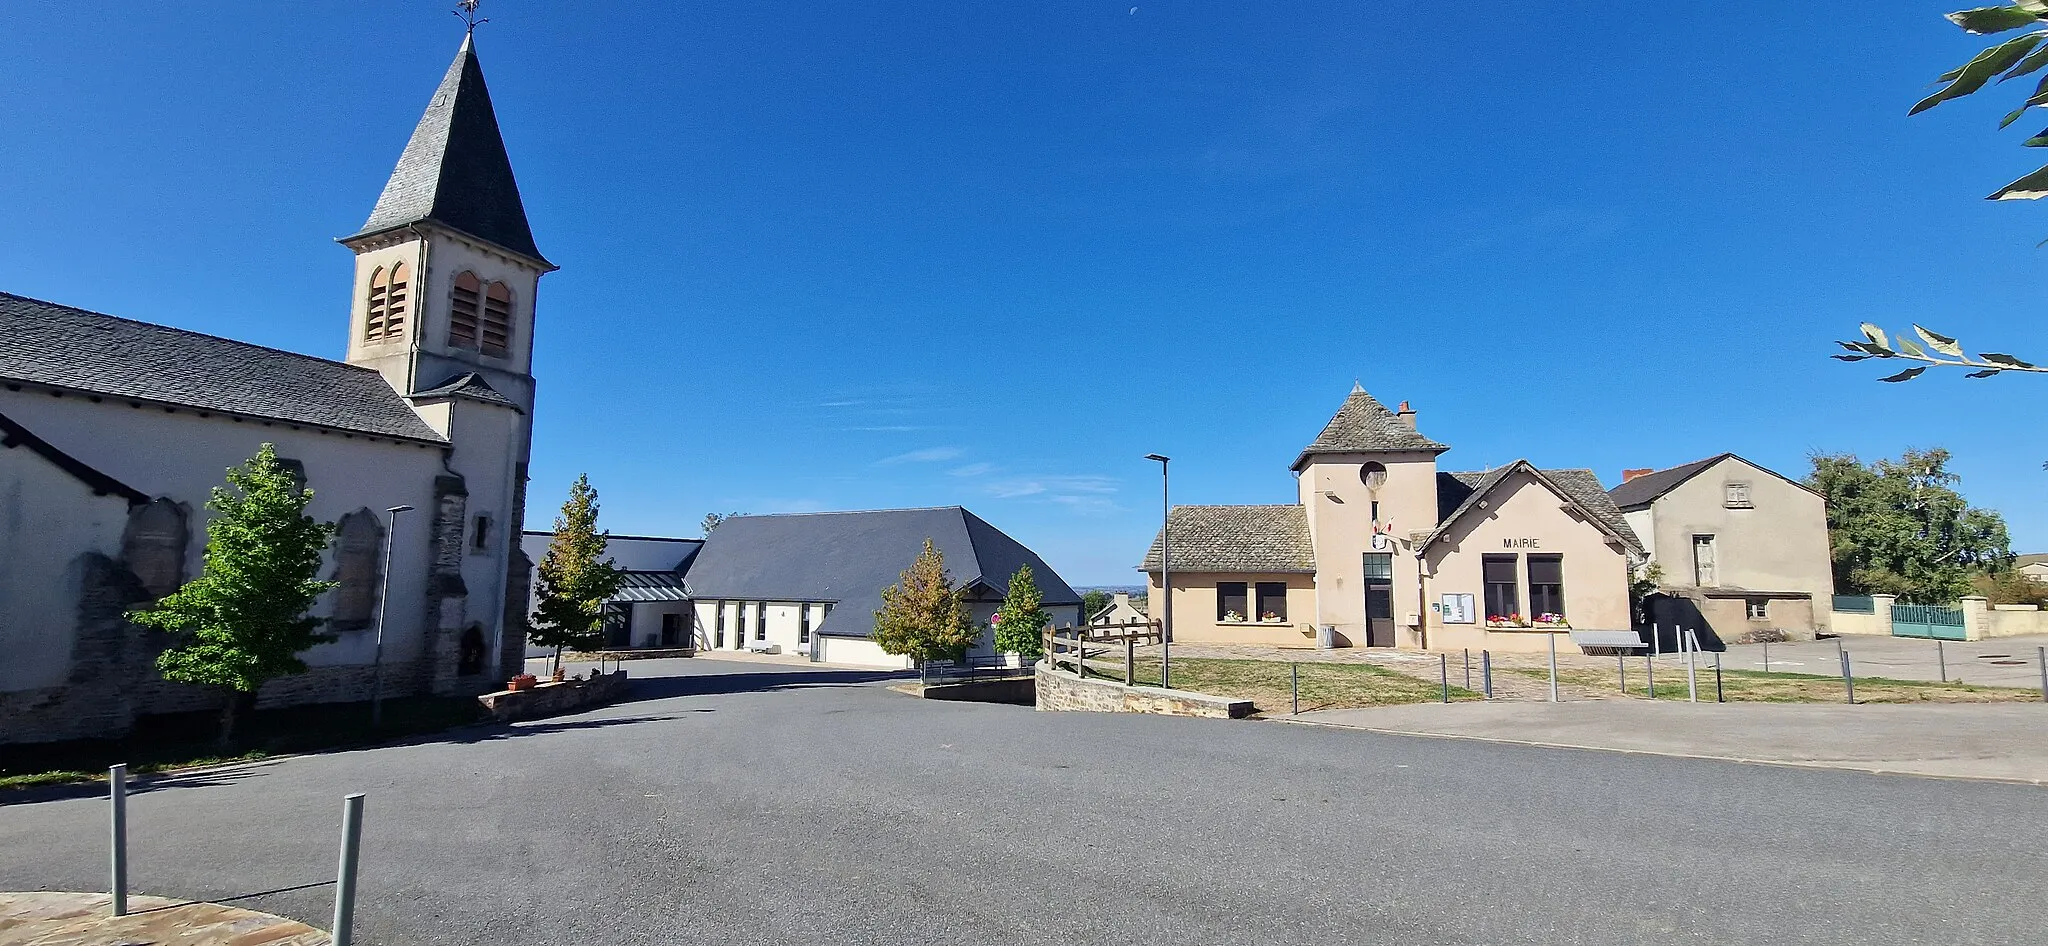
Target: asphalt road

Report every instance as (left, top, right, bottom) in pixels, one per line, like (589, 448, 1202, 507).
(1, 658, 2042, 945)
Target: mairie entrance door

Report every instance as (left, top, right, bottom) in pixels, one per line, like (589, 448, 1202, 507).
(1363, 553, 1396, 647)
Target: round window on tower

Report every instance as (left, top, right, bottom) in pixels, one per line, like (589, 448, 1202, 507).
(1360, 461, 1388, 492)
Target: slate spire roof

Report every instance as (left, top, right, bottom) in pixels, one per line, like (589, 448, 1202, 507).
(1290, 386, 1448, 470)
(347, 35, 547, 265)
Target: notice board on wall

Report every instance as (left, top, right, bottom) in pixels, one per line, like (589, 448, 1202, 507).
(1439, 593, 1475, 624)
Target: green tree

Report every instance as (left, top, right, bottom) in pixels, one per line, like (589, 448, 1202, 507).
(700, 511, 743, 537)
(1080, 589, 1112, 618)
(993, 565, 1051, 660)
(1807, 448, 2013, 601)
(1974, 568, 2048, 605)
(872, 539, 976, 664)
(531, 475, 624, 670)
(1836, 3, 2048, 379)
(128, 443, 337, 746)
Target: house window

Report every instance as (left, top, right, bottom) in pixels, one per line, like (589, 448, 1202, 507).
(1256, 582, 1288, 623)
(1747, 597, 1769, 620)
(1725, 482, 1752, 509)
(1527, 555, 1565, 621)
(363, 262, 410, 342)
(1361, 554, 1393, 580)
(482, 282, 513, 358)
(329, 510, 384, 631)
(1692, 534, 1718, 586)
(755, 602, 767, 641)
(1483, 555, 1519, 621)
(799, 605, 812, 644)
(1217, 582, 1249, 622)
(471, 514, 491, 552)
(713, 601, 726, 648)
(734, 602, 747, 644)
(450, 271, 483, 350)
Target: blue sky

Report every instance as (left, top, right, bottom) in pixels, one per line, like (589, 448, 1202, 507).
(2, 2, 2044, 584)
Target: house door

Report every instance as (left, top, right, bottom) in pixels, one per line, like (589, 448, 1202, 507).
(660, 612, 683, 647)
(1692, 535, 1718, 587)
(1363, 553, 1396, 648)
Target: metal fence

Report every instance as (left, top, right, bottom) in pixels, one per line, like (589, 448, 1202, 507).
(920, 656, 1033, 685)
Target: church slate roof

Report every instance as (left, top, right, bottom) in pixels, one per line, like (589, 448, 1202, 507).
(683, 507, 1082, 639)
(1137, 504, 1316, 575)
(0, 292, 446, 443)
(413, 372, 520, 411)
(347, 35, 546, 265)
(1290, 388, 1448, 470)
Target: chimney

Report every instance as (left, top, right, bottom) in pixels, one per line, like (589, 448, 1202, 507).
(1396, 400, 1417, 430)
(1622, 468, 1654, 483)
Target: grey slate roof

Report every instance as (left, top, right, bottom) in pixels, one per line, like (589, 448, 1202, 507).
(1290, 387, 1448, 469)
(0, 292, 445, 443)
(1138, 505, 1316, 575)
(347, 35, 546, 265)
(2017, 553, 2048, 568)
(1606, 453, 1817, 510)
(1424, 462, 1642, 554)
(413, 372, 519, 411)
(683, 507, 1082, 639)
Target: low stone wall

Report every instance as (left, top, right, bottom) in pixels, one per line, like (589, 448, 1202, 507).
(1987, 605, 2048, 639)
(477, 670, 629, 722)
(1034, 663, 1253, 718)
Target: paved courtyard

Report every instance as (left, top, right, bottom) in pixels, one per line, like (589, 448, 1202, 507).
(2, 657, 2043, 945)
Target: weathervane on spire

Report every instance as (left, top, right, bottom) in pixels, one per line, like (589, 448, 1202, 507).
(455, 0, 487, 33)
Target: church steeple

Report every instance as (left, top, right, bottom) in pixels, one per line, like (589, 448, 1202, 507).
(347, 34, 547, 266)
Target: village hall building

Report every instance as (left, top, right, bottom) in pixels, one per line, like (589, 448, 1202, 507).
(526, 507, 1086, 669)
(1141, 386, 1644, 653)
(0, 35, 549, 743)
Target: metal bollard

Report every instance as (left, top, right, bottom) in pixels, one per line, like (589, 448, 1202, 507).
(1762, 639, 1770, 674)
(1685, 630, 1699, 703)
(1937, 639, 1947, 683)
(1547, 633, 1560, 703)
(109, 764, 127, 917)
(2040, 646, 2047, 703)
(1714, 652, 1724, 703)
(1481, 650, 1493, 700)
(1840, 651, 1856, 704)
(1125, 640, 1135, 687)
(1291, 663, 1300, 716)
(332, 794, 366, 946)
(1439, 653, 1450, 704)
(1646, 653, 1656, 700)
(1619, 653, 1627, 693)
(1463, 648, 1472, 691)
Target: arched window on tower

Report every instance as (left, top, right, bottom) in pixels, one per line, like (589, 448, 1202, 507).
(449, 271, 483, 350)
(330, 509, 386, 632)
(363, 266, 388, 341)
(481, 282, 512, 358)
(364, 263, 411, 343)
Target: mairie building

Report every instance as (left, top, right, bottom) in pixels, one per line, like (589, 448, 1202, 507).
(1140, 386, 1645, 653)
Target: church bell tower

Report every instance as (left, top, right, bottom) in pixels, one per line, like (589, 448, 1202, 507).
(339, 33, 555, 415)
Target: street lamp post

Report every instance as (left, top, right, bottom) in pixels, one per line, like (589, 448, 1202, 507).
(370, 504, 414, 728)
(1145, 454, 1171, 689)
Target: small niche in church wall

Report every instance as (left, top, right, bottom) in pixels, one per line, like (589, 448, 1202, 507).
(330, 509, 385, 632)
(121, 499, 190, 601)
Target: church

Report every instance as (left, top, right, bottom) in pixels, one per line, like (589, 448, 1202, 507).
(0, 35, 547, 744)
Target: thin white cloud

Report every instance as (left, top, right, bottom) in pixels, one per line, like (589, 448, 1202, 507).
(987, 474, 1118, 500)
(877, 447, 964, 466)
(949, 462, 996, 478)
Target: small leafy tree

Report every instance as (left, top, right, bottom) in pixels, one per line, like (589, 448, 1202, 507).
(1974, 568, 2048, 605)
(1807, 448, 2013, 601)
(700, 511, 743, 537)
(531, 475, 624, 671)
(872, 539, 976, 664)
(993, 565, 1050, 660)
(1080, 589, 1112, 618)
(128, 443, 337, 746)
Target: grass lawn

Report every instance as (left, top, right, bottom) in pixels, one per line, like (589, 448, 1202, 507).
(0, 694, 488, 790)
(1084, 656, 1481, 714)
(1509, 665, 2041, 704)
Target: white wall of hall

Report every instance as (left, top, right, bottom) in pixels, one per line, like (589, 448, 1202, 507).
(0, 441, 132, 691)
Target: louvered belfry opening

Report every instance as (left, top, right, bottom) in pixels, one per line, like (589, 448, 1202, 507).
(481, 282, 511, 358)
(363, 262, 411, 343)
(449, 270, 483, 349)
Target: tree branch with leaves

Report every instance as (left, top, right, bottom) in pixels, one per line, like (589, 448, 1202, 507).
(1834, 322, 2042, 380)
